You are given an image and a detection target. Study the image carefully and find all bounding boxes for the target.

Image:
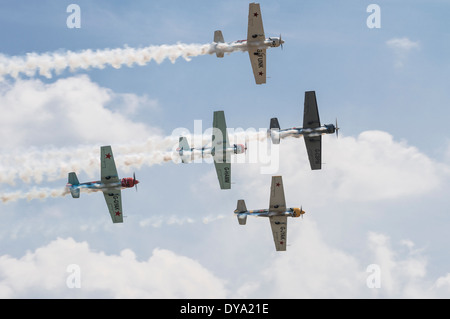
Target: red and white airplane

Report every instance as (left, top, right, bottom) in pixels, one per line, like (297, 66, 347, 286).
(213, 2, 284, 84)
(66, 145, 139, 223)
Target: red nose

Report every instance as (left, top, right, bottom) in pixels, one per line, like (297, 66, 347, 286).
(134, 180, 140, 185)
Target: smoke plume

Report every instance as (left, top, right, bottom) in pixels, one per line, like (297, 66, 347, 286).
(0, 42, 242, 80)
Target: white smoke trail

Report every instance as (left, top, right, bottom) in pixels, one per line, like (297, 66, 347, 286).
(0, 130, 268, 186)
(0, 187, 70, 203)
(0, 135, 177, 186)
(0, 42, 242, 80)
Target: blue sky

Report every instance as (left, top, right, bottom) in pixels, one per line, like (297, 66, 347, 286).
(0, 0, 450, 298)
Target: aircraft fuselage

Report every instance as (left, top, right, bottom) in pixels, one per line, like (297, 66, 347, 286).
(66, 177, 139, 192)
(215, 37, 283, 54)
(178, 144, 245, 162)
(272, 124, 336, 140)
(235, 207, 304, 218)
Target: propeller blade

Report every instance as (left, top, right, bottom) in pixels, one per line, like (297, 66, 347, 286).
(335, 118, 340, 139)
(280, 34, 283, 50)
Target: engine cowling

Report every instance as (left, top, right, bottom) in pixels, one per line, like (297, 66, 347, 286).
(292, 207, 305, 218)
(121, 177, 139, 188)
(234, 144, 246, 154)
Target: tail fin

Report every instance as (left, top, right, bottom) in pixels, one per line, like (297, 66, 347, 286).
(235, 200, 248, 225)
(269, 117, 281, 144)
(236, 199, 247, 212)
(214, 30, 225, 58)
(68, 172, 79, 185)
(178, 137, 191, 163)
(68, 172, 80, 198)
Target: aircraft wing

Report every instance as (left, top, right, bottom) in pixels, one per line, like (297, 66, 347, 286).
(269, 215, 287, 251)
(247, 3, 266, 84)
(247, 2, 265, 42)
(248, 48, 266, 84)
(212, 111, 231, 189)
(304, 136, 322, 170)
(103, 190, 123, 223)
(212, 110, 230, 164)
(269, 176, 286, 213)
(214, 162, 231, 190)
(101, 145, 119, 183)
(303, 91, 321, 129)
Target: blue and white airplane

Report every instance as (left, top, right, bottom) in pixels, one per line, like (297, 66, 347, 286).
(66, 145, 139, 223)
(234, 176, 305, 251)
(269, 91, 339, 170)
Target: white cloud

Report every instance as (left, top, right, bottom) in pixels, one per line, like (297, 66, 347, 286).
(386, 37, 420, 68)
(231, 223, 450, 298)
(386, 37, 420, 51)
(236, 131, 443, 203)
(0, 75, 156, 149)
(0, 237, 227, 298)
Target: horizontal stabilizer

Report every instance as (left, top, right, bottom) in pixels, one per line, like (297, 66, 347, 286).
(235, 200, 247, 225)
(70, 188, 80, 199)
(236, 199, 247, 212)
(270, 117, 280, 130)
(237, 214, 247, 225)
(214, 30, 224, 58)
(178, 136, 191, 163)
(269, 117, 280, 144)
(68, 172, 79, 185)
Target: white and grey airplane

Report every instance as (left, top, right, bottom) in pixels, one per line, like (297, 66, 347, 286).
(234, 176, 305, 251)
(213, 2, 284, 84)
(177, 110, 246, 190)
(269, 91, 339, 170)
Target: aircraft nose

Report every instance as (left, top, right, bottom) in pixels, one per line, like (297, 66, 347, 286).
(135, 180, 140, 185)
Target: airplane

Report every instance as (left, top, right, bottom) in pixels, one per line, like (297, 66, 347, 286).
(66, 145, 139, 223)
(269, 90, 339, 170)
(234, 176, 305, 251)
(177, 110, 246, 190)
(213, 2, 284, 84)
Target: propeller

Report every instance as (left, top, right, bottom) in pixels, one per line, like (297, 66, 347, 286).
(301, 206, 303, 219)
(335, 118, 340, 138)
(244, 135, 249, 153)
(279, 34, 284, 50)
(133, 172, 138, 191)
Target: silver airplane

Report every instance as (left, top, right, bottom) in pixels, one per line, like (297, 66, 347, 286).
(269, 91, 339, 170)
(177, 110, 246, 190)
(234, 176, 305, 251)
(213, 2, 284, 84)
